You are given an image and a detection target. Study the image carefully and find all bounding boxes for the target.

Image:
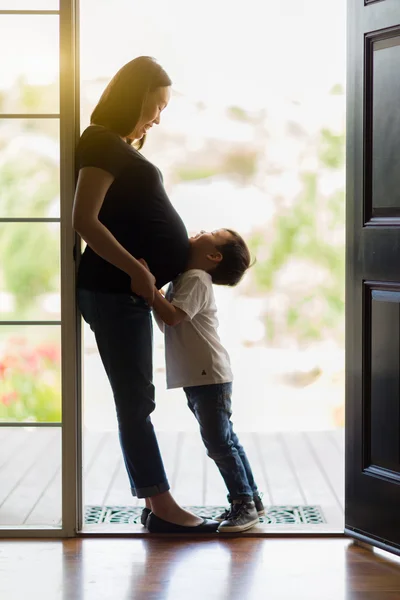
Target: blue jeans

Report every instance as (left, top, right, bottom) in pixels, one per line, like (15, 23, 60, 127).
(77, 289, 170, 498)
(184, 382, 258, 502)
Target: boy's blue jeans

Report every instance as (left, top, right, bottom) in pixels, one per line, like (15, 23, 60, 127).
(77, 289, 170, 498)
(184, 382, 258, 502)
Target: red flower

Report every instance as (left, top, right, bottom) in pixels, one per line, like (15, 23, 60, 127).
(1, 391, 18, 406)
(36, 343, 60, 364)
(2, 354, 19, 371)
(20, 350, 39, 373)
(0, 362, 6, 379)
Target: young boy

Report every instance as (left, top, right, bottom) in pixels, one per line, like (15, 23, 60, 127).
(144, 228, 265, 532)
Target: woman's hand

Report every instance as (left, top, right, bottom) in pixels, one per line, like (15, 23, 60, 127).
(139, 258, 150, 271)
(131, 260, 156, 304)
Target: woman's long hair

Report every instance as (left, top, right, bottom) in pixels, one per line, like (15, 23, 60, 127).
(90, 56, 171, 149)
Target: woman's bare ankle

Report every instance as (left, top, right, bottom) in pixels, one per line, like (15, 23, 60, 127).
(150, 491, 202, 526)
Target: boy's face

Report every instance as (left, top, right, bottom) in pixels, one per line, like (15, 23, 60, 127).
(189, 229, 233, 255)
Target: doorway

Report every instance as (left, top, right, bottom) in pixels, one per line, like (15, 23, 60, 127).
(79, 0, 346, 532)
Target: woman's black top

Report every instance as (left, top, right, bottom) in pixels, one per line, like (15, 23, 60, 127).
(76, 125, 190, 292)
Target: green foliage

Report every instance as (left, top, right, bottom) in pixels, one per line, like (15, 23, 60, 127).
(330, 83, 344, 96)
(227, 106, 252, 122)
(249, 114, 345, 346)
(0, 156, 59, 218)
(221, 150, 258, 184)
(176, 166, 219, 181)
(16, 75, 59, 114)
(21, 85, 44, 113)
(0, 155, 59, 316)
(175, 151, 258, 185)
(0, 222, 59, 314)
(250, 172, 319, 292)
(0, 77, 60, 319)
(319, 128, 345, 169)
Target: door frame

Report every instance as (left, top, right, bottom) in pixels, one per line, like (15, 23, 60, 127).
(60, 0, 82, 539)
(0, 0, 81, 539)
(1, 0, 350, 540)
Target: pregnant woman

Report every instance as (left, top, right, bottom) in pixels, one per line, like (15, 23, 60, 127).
(73, 56, 219, 533)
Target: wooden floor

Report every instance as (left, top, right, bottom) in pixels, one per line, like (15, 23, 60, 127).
(2, 538, 400, 600)
(0, 428, 344, 531)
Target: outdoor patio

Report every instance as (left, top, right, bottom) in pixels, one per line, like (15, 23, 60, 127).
(0, 427, 344, 532)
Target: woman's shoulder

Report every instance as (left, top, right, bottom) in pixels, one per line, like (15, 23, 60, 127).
(78, 125, 125, 148)
(76, 126, 162, 180)
(76, 125, 135, 176)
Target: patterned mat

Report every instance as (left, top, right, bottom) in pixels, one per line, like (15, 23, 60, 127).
(85, 505, 325, 525)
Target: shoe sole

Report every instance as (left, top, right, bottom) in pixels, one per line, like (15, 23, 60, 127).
(218, 516, 260, 533)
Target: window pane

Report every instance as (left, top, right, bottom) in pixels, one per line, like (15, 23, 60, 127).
(0, 426, 61, 526)
(0, 223, 60, 321)
(0, 325, 61, 423)
(0, 15, 59, 114)
(0, 119, 59, 218)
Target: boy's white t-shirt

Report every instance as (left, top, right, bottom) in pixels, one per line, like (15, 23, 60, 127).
(164, 269, 233, 389)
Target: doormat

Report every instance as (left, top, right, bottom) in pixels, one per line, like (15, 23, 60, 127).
(85, 505, 325, 525)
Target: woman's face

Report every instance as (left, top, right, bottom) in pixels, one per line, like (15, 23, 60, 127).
(131, 85, 171, 141)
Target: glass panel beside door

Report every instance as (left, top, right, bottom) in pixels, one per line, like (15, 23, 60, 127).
(0, 426, 61, 527)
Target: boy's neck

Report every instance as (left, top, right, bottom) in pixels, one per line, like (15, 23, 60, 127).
(185, 256, 209, 273)
(185, 248, 212, 273)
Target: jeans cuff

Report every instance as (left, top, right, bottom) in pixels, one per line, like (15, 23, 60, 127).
(228, 494, 254, 503)
(134, 481, 170, 499)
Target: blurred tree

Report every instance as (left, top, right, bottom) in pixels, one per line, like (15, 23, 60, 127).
(0, 222, 59, 315)
(0, 78, 59, 319)
(248, 124, 345, 347)
(0, 155, 58, 217)
(221, 150, 258, 184)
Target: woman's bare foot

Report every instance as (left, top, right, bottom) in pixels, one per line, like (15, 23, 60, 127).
(149, 491, 203, 527)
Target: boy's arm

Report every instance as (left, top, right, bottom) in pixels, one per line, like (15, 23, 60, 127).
(152, 289, 187, 327)
(137, 259, 189, 327)
(152, 307, 165, 333)
(151, 287, 166, 332)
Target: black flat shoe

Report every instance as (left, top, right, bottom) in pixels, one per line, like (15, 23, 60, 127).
(141, 507, 151, 526)
(146, 512, 219, 534)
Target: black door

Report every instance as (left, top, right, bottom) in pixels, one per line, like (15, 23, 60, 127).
(346, 0, 400, 552)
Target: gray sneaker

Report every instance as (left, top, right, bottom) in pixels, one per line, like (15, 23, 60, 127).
(215, 493, 265, 522)
(218, 501, 260, 533)
(215, 506, 231, 523)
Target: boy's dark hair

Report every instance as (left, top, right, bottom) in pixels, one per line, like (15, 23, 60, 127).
(211, 229, 254, 286)
(91, 56, 172, 150)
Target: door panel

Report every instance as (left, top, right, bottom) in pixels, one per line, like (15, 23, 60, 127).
(372, 37, 400, 211)
(346, 0, 400, 552)
(366, 284, 400, 475)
